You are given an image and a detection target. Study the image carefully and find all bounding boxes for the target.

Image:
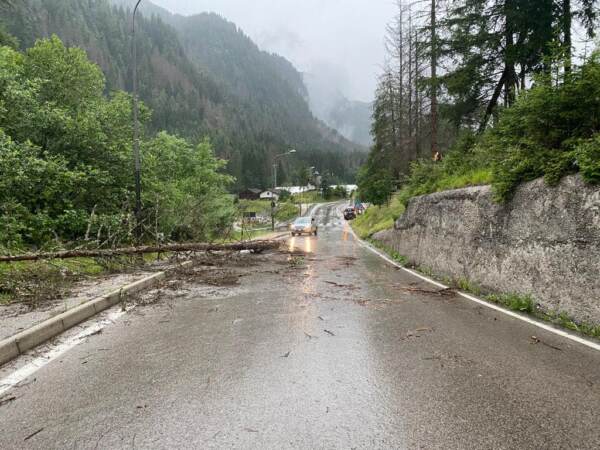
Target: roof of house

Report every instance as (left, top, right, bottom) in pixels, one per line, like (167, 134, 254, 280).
(241, 188, 262, 194)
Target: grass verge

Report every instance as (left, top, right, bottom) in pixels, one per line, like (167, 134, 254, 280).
(352, 195, 406, 239)
(366, 238, 408, 266)
(0, 253, 166, 309)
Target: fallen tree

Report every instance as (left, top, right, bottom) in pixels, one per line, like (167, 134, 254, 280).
(0, 241, 281, 263)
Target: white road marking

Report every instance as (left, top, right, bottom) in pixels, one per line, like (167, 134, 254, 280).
(0, 308, 130, 397)
(339, 205, 600, 353)
(4, 201, 594, 396)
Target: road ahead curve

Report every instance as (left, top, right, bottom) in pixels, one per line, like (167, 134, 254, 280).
(1, 203, 600, 449)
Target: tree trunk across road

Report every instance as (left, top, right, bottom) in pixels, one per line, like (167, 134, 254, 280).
(0, 241, 280, 263)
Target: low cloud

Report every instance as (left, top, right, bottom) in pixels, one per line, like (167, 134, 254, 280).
(151, 0, 396, 102)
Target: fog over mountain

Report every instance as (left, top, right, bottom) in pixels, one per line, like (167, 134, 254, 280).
(152, 0, 394, 101)
(150, 0, 392, 145)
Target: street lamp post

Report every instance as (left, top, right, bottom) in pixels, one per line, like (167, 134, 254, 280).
(132, 0, 143, 241)
(271, 149, 296, 231)
(272, 149, 296, 191)
(301, 166, 316, 216)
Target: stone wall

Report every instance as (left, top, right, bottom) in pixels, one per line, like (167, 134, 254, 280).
(373, 175, 600, 324)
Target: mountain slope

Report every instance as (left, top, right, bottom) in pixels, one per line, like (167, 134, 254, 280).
(304, 73, 373, 147)
(0, 0, 365, 188)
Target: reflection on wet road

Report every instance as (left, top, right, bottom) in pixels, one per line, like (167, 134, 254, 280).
(2, 203, 600, 449)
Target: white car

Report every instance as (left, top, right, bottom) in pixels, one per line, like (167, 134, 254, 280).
(290, 217, 318, 236)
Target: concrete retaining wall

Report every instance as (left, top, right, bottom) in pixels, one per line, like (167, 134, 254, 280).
(373, 175, 600, 324)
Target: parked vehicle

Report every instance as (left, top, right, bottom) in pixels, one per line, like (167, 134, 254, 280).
(354, 202, 366, 215)
(290, 216, 318, 236)
(343, 207, 356, 221)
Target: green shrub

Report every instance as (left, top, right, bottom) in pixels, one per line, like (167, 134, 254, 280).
(487, 53, 600, 201)
(575, 135, 600, 183)
(275, 202, 299, 221)
(356, 164, 395, 206)
(486, 293, 536, 313)
(0, 37, 236, 250)
(395, 145, 493, 209)
(352, 194, 405, 238)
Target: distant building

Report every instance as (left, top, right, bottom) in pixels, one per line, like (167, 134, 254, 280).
(238, 188, 262, 200)
(278, 184, 316, 194)
(260, 190, 280, 201)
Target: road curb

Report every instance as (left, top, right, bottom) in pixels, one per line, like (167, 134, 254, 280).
(0, 261, 193, 368)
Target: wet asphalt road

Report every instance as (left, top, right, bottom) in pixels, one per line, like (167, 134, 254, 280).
(1, 203, 600, 449)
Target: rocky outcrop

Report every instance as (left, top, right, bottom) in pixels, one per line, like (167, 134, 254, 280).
(374, 175, 600, 323)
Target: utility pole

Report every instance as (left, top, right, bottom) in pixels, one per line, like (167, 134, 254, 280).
(271, 163, 277, 232)
(132, 0, 143, 241)
(415, 26, 422, 159)
(271, 149, 296, 231)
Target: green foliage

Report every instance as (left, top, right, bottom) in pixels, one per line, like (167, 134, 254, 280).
(321, 176, 332, 200)
(360, 54, 600, 213)
(455, 278, 481, 296)
(237, 199, 298, 224)
(0, 36, 235, 249)
(23, 35, 105, 109)
(486, 54, 600, 201)
(143, 132, 235, 241)
(332, 185, 349, 199)
(367, 239, 408, 266)
(275, 202, 300, 222)
(0, 130, 93, 247)
(291, 191, 326, 204)
(394, 139, 493, 208)
(357, 162, 395, 206)
(352, 195, 405, 239)
(320, 179, 349, 201)
(543, 312, 600, 338)
(278, 190, 292, 202)
(575, 135, 600, 183)
(486, 293, 536, 313)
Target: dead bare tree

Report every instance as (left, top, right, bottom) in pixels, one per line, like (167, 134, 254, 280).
(430, 0, 439, 158)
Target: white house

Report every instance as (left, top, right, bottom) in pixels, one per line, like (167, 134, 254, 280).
(260, 190, 280, 201)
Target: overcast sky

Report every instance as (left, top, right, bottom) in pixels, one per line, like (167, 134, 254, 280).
(151, 0, 397, 102)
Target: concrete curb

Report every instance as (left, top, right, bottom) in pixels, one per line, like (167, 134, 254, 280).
(0, 261, 193, 368)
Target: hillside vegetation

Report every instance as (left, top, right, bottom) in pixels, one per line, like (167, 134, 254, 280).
(0, 0, 365, 190)
(356, 0, 600, 237)
(0, 36, 234, 250)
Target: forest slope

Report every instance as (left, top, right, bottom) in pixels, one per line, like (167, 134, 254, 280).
(0, 0, 365, 189)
